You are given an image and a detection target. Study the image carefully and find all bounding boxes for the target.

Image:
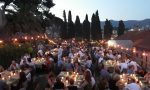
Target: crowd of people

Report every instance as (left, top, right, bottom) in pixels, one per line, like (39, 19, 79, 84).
(0, 39, 149, 90)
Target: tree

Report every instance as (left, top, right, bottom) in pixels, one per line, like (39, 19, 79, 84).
(68, 10, 74, 38)
(0, 0, 55, 34)
(118, 20, 125, 36)
(61, 10, 68, 39)
(75, 15, 82, 38)
(95, 10, 102, 40)
(91, 10, 102, 40)
(104, 19, 113, 39)
(83, 14, 90, 40)
(91, 13, 96, 40)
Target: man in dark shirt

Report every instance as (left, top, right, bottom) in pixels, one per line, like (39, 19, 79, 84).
(0, 75, 9, 90)
(67, 79, 77, 90)
(53, 77, 64, 90)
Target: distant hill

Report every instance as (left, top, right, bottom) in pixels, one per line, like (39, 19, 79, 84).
(101, 19, 150, 29)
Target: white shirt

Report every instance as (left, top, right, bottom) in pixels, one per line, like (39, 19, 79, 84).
(107, 54, 115, 59)
(68, 53, 74, 58)
(98, 57, 104, 63)
(91, 77, 96, 87)
(78, 51, 84, 57)
(119, 63, 128, 72)
(58, 47, 63, 60)
(26, 73, 31, 81)
(49, 57, 54, 62)
(20, 59, 29, 65)
(124, 83, 141, 90)
(38, 50, 43, 56)
(128, 61, 139, 72)
(85, 60, 92, 68)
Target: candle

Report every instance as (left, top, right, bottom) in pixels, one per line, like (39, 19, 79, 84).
(67, 72, 69, 76)
(74, 77, 77, 81)
(11, 72, 13, 76)
(2, 77, 5, 80)
(125, 82, 127, 86)
(66, 80, 68, 86)
(120, 75, 122, 78)
(121, 79, 124, 82)
(61, 77, 64, 80)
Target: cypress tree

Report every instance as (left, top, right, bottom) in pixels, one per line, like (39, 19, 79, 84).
(95, 10, 102, 40)
(68, 10, 75, 38)
(91, 10, 102, 40)
(83, 14, 90, 40)
(61, 10, 68, 39)
(91, 13, 96, 40)
(104, 19, 113, 39)
(75, 15, 82, 38)
(118, 20, 125, 36)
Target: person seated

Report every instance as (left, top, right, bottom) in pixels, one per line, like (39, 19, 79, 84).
(119, 60, 128, 73)
(20, 57, 29, 66)
(9, 60, 20, 70)
(45, 72, 55, 90)
(98, 78, 109, 90)
(74, 62, 82, 74)
(53, 77, 65, 90)
(63, 58, 74, 71)
(80, 70, 95, 90)
(124, 78, 141, 90)
(127, 60, 141, 73)
(14, 71, 28, 90)
(100, 64, 110, 81)
(127, 65, 134, 75)
(20, 60, 29, 70)
(27, 58, 35, 69)
(144, 72, 150, 82)
(0, 74, 9, 90)
(67, 79, 77, 90)
(0, 65, 4, 72)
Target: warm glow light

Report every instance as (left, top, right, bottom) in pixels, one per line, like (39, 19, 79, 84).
(31, 37, 34, 40)
(14, 38, 18, 42)
(117, 45, 120, 47)
(142, 51, 146, 56)
(107, 41, 113, 47)
(37, 36, 40, 38)
(126, 48, 129, 51)
(133, 47, 136, 53)
(0, 40, 3, 44)
(121, 47, 124, 49)
(42, 36, 44, 39)
(24, 36, 27, 40)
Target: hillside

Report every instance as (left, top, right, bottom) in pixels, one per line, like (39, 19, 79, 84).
(101, 19, 150, 29)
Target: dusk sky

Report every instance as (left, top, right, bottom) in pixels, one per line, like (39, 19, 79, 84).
(51, 0, 150, 21)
